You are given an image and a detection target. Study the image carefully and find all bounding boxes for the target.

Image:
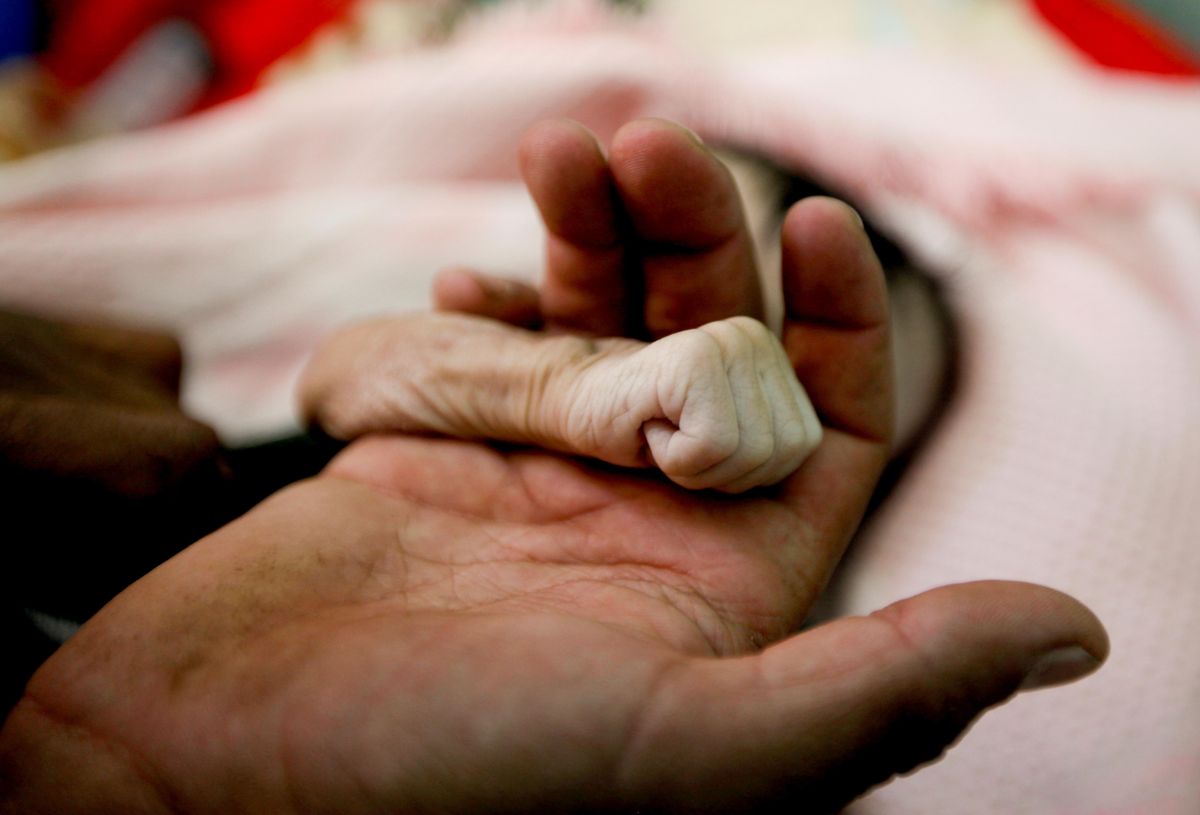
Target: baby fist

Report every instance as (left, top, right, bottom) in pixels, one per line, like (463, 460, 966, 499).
(562, 317, 822, 493)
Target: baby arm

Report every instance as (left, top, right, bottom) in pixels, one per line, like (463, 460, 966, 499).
(299, 313, 821, 493)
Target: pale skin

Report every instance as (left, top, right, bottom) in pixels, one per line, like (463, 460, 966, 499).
(300, 312, 823, 493)
(0, 120, 1108, 814)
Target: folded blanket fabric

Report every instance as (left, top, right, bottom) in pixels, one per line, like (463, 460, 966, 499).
(0, 2, 1198, 811)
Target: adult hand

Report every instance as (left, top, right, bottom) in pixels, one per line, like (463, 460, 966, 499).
(0, 190, 1106, 814)
(433, 118, 764, 338)
(0, 311, 228, 618)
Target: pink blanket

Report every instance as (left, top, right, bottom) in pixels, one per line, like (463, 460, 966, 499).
(1, 3, 1198, 811)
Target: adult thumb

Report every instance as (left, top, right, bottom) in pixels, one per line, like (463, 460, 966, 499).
(621, 581, 1108, 814)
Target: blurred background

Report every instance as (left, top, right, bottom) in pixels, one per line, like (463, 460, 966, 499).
(1, 2, 1198, 813)
(2, 0, 1198, 156)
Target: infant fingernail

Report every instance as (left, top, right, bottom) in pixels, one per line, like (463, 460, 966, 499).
(1019, 646, 1103, 692)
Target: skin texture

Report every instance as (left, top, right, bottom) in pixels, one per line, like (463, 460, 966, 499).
(0, 120, 1108, 814)
(301, 313, 822, 493)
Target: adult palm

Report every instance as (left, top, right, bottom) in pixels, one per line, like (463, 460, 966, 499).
(0, 127, 1105, 815)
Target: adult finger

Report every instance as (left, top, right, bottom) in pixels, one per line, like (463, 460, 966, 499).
(609, 119, 763, 339)
(63, 321, 186, 396)
(519, 118, 631, 335)
(432, 267, 542, 329)
(777, 197, 894, 558)
(620, 581, 1108, 814)
(0, 393, 222, 498)
(781, 197, 891, 442)
(0, 394, 230, 615)
(0, 310, 183, 403)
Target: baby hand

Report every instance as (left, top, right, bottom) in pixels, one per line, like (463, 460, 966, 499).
(300, 314, 821, 493)
(554, 316, 821, 492)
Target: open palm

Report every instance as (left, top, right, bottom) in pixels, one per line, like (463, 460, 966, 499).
(0, 123, 1106, 815)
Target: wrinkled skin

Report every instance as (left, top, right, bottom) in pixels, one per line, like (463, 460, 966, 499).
(0, 120, 1107, 815)
(302, 312, 821, 493)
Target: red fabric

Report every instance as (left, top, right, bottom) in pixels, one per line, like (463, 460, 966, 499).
(1030, 0, 1200, 77)
(193, 0, 355, 105)
(40, 0, 356, 106)
(40, 0, 175, 88)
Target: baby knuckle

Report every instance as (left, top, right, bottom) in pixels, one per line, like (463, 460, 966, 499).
(700, 427, 740, 463)
(673, 328, 724, 368)
(663, 433, 733, 477)
(739, 429, 776, 469)
(711, 316, 773, 349)
(776, 423, 814, 462)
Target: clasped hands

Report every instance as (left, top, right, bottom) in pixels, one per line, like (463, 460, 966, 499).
(0, 120, 1107, 814)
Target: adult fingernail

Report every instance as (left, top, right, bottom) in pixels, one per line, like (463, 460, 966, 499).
(1019, 646, 1103, 692)
(675, 122, 705, 147)
(478, 276, 521, 301)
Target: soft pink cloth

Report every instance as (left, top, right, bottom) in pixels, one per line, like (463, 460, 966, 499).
(1, 3, 1198, 811)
